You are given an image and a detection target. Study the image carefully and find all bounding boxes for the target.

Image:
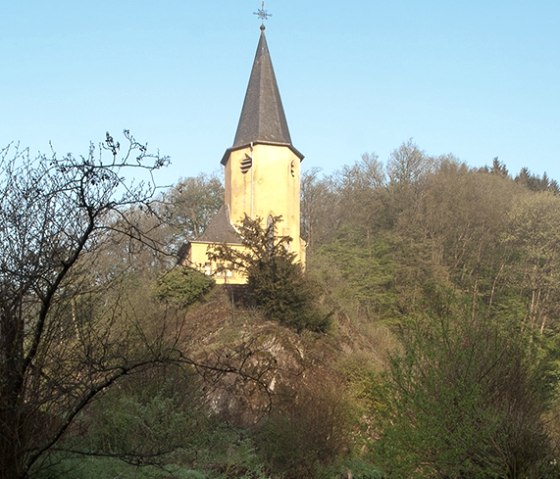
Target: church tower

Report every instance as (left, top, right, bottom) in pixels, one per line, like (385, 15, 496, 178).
(186, 22, 305, 283)
(222, 24, 305, 261)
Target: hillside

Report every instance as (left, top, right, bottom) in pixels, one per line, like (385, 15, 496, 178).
(4, 139, 560, 479)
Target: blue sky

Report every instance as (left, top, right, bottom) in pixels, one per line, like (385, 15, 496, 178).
(1, 1, 559, 187)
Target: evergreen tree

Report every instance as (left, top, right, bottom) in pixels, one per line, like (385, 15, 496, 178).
(209, 215, 330, 332)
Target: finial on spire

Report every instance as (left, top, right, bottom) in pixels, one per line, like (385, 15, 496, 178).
(253, 1, 271, 28)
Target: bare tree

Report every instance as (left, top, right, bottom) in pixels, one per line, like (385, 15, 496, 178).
(162, 173, 224, 251)
(300, 168, 340, 253)
(0, 131, 176, 479)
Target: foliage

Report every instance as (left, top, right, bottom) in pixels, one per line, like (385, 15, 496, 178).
(162, 173, 224, 251)
(502, 192, 560, 333)
(33, 457, 205, 479)
(320, 458, 384, 479)
(209, 215, 330, 332)
(8, 134, 560, 478)
(73, 375, 202, 463)
(515, 166, 560, 194)
(376, 288, 552, 479)
(246, 254, 329, 332)
(297, 145, 560, 477)
(155, 266, 214, 306)
(33, 368, 270, 479)
(338, 354, 390, 455)
(0, 132, 174, 479)
(312, 230, 397, 320)
(256, 381, 351, 479)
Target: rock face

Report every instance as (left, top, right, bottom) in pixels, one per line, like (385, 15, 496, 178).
(177, 285, 391, 475)
(182, 287, 343, 426)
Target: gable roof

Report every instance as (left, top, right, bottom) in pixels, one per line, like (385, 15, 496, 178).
(196, 205, 241, 244)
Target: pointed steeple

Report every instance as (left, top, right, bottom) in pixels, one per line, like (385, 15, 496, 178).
(233, 26, 291, 148)
(221, 25, 303, 165)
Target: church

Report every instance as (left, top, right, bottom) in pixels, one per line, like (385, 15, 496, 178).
(185, 22, 305, 284)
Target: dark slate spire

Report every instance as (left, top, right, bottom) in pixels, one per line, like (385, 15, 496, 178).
(233, 26, 292, 149)
(221, 25, 303, 165)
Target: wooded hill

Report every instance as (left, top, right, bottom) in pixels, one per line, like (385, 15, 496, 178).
(2, 136, 560, 479)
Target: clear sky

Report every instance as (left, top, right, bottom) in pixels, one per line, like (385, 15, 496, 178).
(2, 1, 559, 187)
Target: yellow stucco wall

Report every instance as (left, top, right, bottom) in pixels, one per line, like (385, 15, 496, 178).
(187, 241, 248, 285)
(224, 143, 304, 265)
(186, 142, 306, 285)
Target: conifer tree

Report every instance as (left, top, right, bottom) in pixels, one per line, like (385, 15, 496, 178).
(208, 215, 329, 332)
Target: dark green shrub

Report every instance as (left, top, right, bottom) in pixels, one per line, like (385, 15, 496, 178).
(377, 290, 552, 479)
(247, 256, 329, 332)
(256, 383, 350, 479)
(209, 215, 330, 333)
(154, 266, 214, 306)
(320, 459, 384, 479)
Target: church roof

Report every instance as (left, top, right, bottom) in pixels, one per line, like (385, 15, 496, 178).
(222, 26, 303, 164)
(196, 205, 241, 244)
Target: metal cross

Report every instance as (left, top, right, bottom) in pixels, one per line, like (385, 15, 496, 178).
(253, 1, 271, 24)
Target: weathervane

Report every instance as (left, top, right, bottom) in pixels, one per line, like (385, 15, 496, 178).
(253, 1, 271, 27)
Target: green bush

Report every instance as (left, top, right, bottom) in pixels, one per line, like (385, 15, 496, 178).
(256, 384, 350, 479)
(377, 290, 552, 479)
(320, 459, 384, 479)
(247, 256, 330, 333)
(32, 455, 206, 479)
(209, 215, 330, 333)
(154, 266, 214, 306)
(32, 372, 268, 479)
